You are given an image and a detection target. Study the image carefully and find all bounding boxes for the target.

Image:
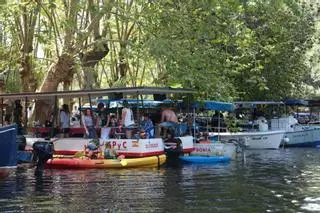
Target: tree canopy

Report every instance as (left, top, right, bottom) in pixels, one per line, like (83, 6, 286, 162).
(0, 0, 319, 101)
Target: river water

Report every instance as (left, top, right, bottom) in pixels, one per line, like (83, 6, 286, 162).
(0, 148, 320, 212)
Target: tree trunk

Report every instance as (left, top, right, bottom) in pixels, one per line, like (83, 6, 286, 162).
(34, 54, 75, 123)
(17, 2, 41, 92)
(63, 79, 72, 106)
(40, 54, 75, 92)
(82, 66, 96, 90)
(116, 42, 127, 81)
(19, 54, 37, 92)
(80, 40, 109, 89)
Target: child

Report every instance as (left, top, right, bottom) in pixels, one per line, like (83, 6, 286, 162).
(103, 142, 117, 159)
(85, 139, 100, 159)
(140, 113, 155, 139)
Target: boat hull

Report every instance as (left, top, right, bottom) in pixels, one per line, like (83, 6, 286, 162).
(43, 138, 165, 157)
(213, 130, 285, 149)
(0, 125, 17, 168)
(45, 154, 166, 169)
(191, 143, 237, 159)
(179, 156, 231, 163)
(283, 127, 320, 148)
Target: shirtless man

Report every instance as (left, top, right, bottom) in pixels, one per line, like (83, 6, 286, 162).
(161, 109, 178, 123)
(159, 108, 178, 138)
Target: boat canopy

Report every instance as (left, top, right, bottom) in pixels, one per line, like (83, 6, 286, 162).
(192, 101, 234, 112)
(234, 101, 284, 108)
(96, 98, 177, 108)
(0, 86, 195, 100)
(284, 99, 308, 106)
(307, 100, 320, 107)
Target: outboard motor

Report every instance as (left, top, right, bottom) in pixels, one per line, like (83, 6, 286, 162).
(32, 141, 54, 176)
(164, 138, 183, 160)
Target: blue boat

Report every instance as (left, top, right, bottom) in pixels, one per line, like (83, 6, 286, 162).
(0, 125, 18, 168)
(179, 156, 231, 164)
(0, 124, 54, 173)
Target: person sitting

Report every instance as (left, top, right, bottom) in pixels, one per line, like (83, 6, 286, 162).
(159, 107, 178, 138)
(103, 142, 117, 159)
(198, 132, 212, 144)
(85, 138, 100, 159)
(140, 113, 155, 139)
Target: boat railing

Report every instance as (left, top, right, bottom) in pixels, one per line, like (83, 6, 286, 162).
(0, 124, 17, 133)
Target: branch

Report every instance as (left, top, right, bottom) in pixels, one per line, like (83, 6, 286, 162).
(75, 2, 114, 50)
(39, 2, 61, 56)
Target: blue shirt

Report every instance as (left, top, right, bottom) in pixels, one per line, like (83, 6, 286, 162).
(141, 119, 154, 138)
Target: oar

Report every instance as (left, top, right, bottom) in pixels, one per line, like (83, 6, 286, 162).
(54, 151, 86, 159)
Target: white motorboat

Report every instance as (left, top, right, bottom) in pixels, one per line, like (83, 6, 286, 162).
(196, 101, 285, 150)
(270, 116, 320, 148)
(211, 130, 285, 149)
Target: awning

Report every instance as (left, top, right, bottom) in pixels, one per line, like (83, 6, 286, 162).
(193, 101, 235, 112)
(0, 86, 196, 100)
(284, 99, 308, 106)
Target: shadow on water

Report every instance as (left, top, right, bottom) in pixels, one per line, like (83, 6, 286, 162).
(0, 149, 320, 212)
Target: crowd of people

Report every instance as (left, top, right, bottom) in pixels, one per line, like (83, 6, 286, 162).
(2, 98, 203, 141)
(3, 98, 187, 140)
(56, 100, 184, 140)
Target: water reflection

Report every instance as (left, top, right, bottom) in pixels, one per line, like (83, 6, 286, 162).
(0, 149, 320, 212)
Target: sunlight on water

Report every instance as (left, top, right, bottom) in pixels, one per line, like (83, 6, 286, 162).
(301, 203, 320, 212)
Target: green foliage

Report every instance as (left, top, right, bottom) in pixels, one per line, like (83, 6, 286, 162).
(143, 0, 318, 101)
(225, 114, 240, 133)
(0, 0, 319, 102)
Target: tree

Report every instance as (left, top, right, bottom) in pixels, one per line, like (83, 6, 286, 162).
(32, 0, 115, 122)
(143, 0, 318, 101)
(0, 1, 40, 92)
(234, 0, 317, 100)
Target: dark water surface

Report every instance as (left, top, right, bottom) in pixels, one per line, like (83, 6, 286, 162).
(1, 149, 320, 212)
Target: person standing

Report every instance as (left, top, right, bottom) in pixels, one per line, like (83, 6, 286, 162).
(97, 102, 111, 140)
(120, 100, 135, 139)
(159, 107, 178, 138)
(82, 108, 97, 139)
(60, 104, 70, 138)
(13, 100, 24, 134)
(109, 114, 118, 138)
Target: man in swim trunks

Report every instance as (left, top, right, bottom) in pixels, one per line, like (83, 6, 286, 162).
(159, 107, 178, 138)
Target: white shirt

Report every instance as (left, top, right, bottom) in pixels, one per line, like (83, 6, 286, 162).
(123, 108, 135, 127)
(82, 115, 94, 127)
(60, 111, 70, 128)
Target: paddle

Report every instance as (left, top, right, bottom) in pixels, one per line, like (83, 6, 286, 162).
(120, 159, 128, 166)
(118, 154, 127, 166)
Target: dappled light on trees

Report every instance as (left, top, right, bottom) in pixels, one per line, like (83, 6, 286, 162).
(0, 0, 318, 105)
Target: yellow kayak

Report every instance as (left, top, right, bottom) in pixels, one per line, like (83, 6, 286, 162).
(46, 154, 166, 169)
